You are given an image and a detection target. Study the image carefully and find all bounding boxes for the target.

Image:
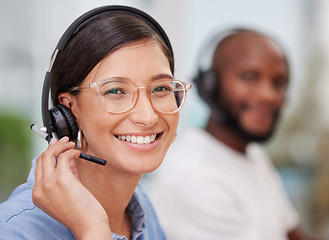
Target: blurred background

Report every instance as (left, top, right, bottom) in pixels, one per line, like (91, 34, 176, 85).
(1, 0, 329, 237)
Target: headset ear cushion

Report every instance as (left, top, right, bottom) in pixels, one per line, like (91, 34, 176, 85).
(50, 104, 78, 140)
(193, 69, 218, 104)
(57, 104, 78, 140)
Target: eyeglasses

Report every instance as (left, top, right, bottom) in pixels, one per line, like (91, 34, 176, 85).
(70, 78, 191, 114)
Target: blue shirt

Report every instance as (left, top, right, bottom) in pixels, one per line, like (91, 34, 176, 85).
(0, 159, 166, 240)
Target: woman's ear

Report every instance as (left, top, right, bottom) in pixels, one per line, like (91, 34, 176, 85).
(58, 92, 79, 121)
(58, 92, 73, 108)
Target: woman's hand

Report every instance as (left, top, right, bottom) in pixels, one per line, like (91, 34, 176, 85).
(32, 137, 112, 240)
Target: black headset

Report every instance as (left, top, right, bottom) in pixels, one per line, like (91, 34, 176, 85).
(193, 28, 244, 106)
(41, 5, 173, 140)
(193, 28, 252, 122)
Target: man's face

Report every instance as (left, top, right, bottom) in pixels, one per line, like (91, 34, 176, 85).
(214, 34, 289, 142)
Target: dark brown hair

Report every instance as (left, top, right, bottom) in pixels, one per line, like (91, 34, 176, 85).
(51, 11, 174, 106)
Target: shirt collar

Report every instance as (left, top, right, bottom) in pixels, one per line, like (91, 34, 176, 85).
(110, 188, 148, 240)
(127, 187, 147, 232)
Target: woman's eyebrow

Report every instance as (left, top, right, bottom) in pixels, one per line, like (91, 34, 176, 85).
(151, 74, 174, 81)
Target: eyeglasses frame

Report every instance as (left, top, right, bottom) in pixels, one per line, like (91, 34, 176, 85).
(69, 78, 192, 114)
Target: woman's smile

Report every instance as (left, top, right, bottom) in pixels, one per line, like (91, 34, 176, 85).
(115, 133, 158, 144)
(114, 132, 163, 152)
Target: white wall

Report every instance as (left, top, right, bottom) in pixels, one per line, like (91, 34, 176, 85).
(0, 0, 310, 147)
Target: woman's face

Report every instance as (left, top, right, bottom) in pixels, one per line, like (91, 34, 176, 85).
(68, 41, 178, 174)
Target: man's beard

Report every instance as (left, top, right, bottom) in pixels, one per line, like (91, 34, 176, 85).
(213, 101, 280, 143)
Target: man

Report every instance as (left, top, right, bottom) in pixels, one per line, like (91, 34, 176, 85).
(150, 29, 321, 240)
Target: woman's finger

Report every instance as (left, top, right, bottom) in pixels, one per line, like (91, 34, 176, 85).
(56, 148, 81, 177)
(41, 137, 75, 177)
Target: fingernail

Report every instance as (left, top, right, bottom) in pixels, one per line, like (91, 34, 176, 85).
(60, 136, 69, 142)
(49, 138, 56, 145)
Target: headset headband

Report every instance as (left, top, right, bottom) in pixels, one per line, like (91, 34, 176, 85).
(42, 5, 173, 136)
(195, 28, 246, 74)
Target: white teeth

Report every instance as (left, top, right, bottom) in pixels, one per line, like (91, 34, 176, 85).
(137, 136, 143, 144)
(144, 136, 151, 144)
(116, 134, 157, 144)
(151, 134, 156, 142)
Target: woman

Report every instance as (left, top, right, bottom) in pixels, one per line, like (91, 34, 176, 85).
(0, 5, 191, 240)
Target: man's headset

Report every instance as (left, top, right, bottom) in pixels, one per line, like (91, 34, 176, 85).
(192, 28, 247, 122)
(40, 5, 173, 140)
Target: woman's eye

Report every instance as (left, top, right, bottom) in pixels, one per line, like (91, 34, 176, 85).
(104, 88, 125, 95)
(152, 86, 171, 93)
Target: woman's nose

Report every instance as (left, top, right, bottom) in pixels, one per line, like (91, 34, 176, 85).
(129, 91, 158, 127)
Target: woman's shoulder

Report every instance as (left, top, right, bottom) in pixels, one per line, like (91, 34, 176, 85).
(0, 182, 34, 222)
(0, 182, 74, 240)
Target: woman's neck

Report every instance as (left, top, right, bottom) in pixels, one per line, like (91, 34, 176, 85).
(76, 161, 142, 239)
